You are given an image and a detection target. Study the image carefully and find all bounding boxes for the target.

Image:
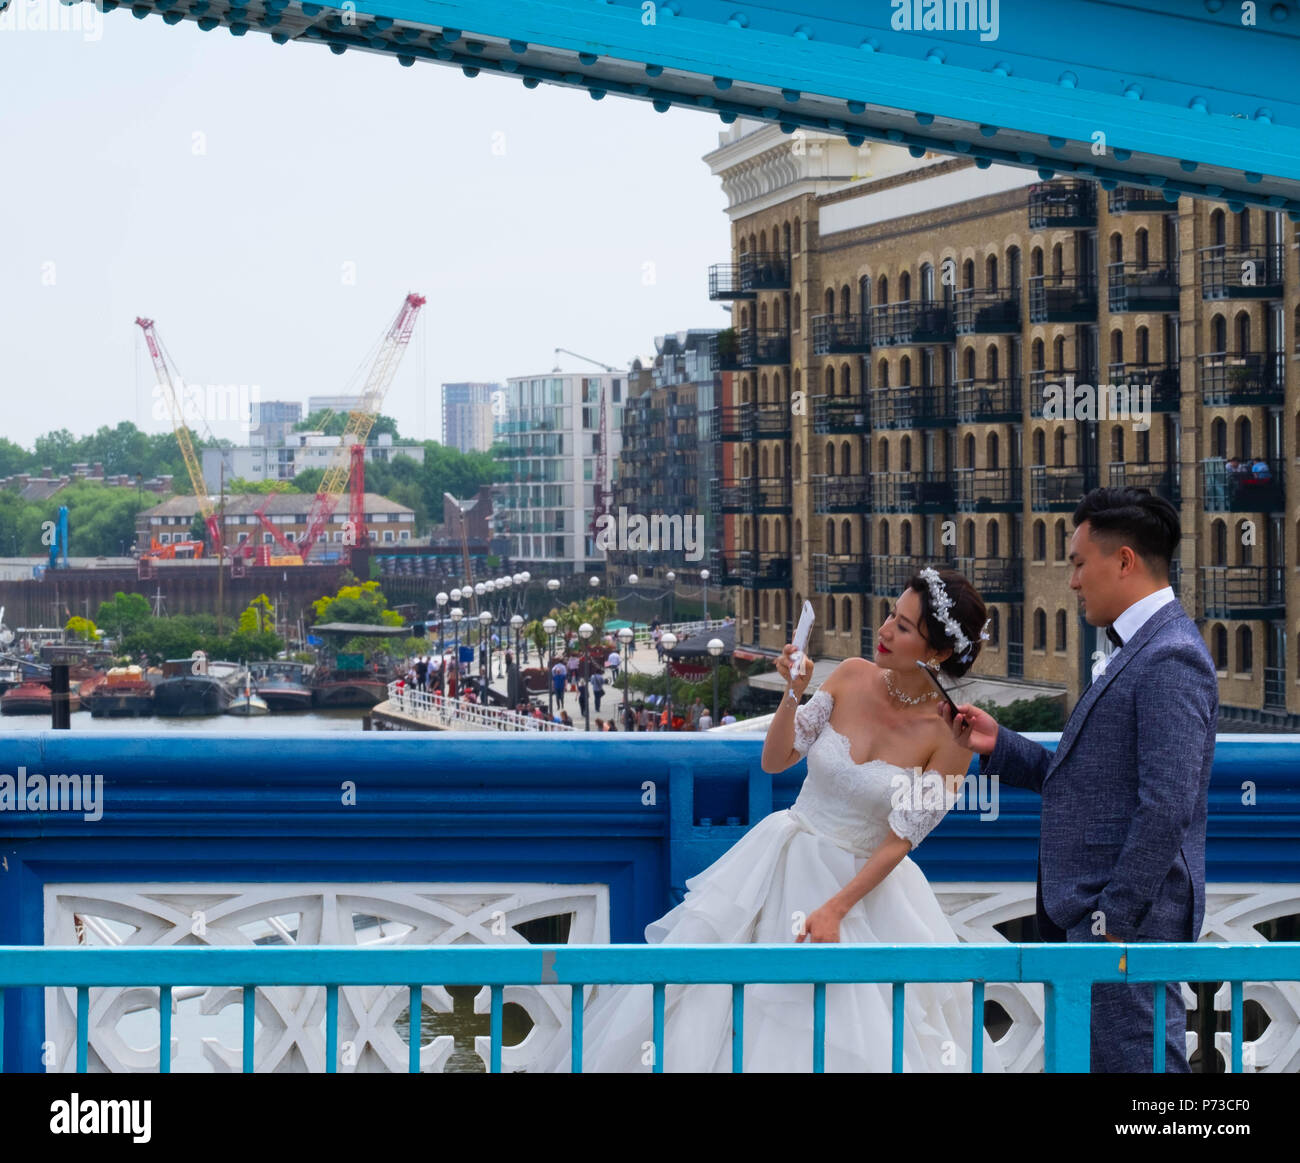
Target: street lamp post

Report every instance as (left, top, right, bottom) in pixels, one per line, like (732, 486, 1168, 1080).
(707, 637, 725, 724)
(543, 617, 557, 716)
(700, 569, 710, 623)
(627, 574, 638, 659)
(479, 610, 493, 696)
(618, 625, 633, 729)
(666, 570, 676, 627)
(450, 607, 464, 699)
(436, 591, 448, 661)
(660, 631, 677, 730)
(579, 621, 593, 731)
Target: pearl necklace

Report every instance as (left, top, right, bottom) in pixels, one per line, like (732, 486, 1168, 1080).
(882, 665, 940, 706)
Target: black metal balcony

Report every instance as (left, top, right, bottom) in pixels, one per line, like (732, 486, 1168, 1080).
(1107, 185, 1172, 214)
(1200, 565, 1286, 620)
(954, 468, 1024, 511)
(739, 251, 790, 291)
(1200, 457, 1285, 512)
(955, 377, 1022, 422)
(1107, 460, 1180, 504)
(872, 472, 956, 513)
(812, 393, 870, 434)
(709, 330, 747, 371)
(714, 404, 756, 441)
(811, 553, 869, 593)
(868, 384, 957, 429)
(740, 328, 791, 367)
(954, 287, 1021, 334)
(754, 477, 791, 510)
(1028, 273, 1098, 323)
(1027, 180, 1097, 229)
(955, 556, 1023, 601)
(1106, 362, 1181, 412)
(1108, 262, 1180, 312)
(1198, 353, 1285, 406)
(718, 481, 754, 512)
(1030, 465, 1091, 511)
(712, 552, 745, 587)
(811, 313, 872, 354)
(738, 550, 792, 589)
(754, 402, 792, 439)
(812, 475, 872, 512)
(1199, 244, 1284, 299)
(1028, 368, 1096, 418)
(869, 554, 934, 594)
(708, 264, 755, 300)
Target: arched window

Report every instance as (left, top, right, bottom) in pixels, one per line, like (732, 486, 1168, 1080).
(964, 519, 976, 557)
(1236, 625, 1252, 672)
(878, 276, 889, 304)
(782, 221, 791, 254)
(840, 285, 851, 317)
(1033, 428, 1046, 464)
(1031, 246, 1044, 276)
(900, 355, 912, 386)
(1235, 311, 1251, 353)
(1210, 209, 1225, 246)
(1211, 314, 1227, 353)
(793, 292, 801, 331)
(1032, 338, 1045, 369)
(985, 254, 998, 288)
(899, 270, 912, 301)
(1136, 228, 1149, 268)
(962, 259, 975, 289)
(1033, 607, 1046, 649)
(824, 288, 835, 316)
(1055, 519, 1067, 561)
(1055, 609, 1067, 651)
(901, 435, 912, 472)
(1237, 209, 1251, 247)
(793, 217, 801, 253)
(1033, 519, 1046, 560)
(1109, 233, 1123, 263)
(919, 264, 934, 302)
(842, 598, 852, 632)
(1213, 624, 1227, 669)
(987, 344, 1000, 380)
(1110, 329, 1124, 365)
(986, 430, 1000, 468)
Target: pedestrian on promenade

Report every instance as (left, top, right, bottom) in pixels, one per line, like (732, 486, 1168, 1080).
(567, 653, 580, 691)
(698, 708, 713, 731)
(621, 702, 635, 732)
(689, 696, 704, 731)
(577, 678, 589, 720)
(606, 649, 620, 684)
(720, 707, 736, 725)
(551, 659, 567, 704)
(591, 671, 605, 712)
(560, 709, 574, 728)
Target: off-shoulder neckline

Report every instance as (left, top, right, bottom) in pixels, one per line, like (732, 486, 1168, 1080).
(803, 686, 941, 775)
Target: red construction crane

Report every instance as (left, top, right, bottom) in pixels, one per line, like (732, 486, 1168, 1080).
(299, 292, 426, 561)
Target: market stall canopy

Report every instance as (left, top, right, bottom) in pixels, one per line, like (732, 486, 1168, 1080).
(665, 622, 735, 659)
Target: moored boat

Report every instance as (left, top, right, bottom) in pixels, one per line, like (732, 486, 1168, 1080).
(153, 655, 247, 716)
(227, 691, 270, 716)
(83, 666, 155, 718)
(250, 660, 314, 712)
(310, 667, 388, 708)
(0, 681, 54, 715)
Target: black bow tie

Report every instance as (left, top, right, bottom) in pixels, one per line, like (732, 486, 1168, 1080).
(1106, 625, 1124, 649)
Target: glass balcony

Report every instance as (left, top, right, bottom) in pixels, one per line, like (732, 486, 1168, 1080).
(1200, 565, 1286, 619)
(1107, 262, 1180, 312)
(1107, 460, 1180, 504)
(867, 384, 957, 429)
(718, 481, 754, 512)
(1028, 273, 1098, 323)
(954, 287, 1021, 334)
(754, 477, 791, 510)
(739, 251, 790, 291)
(812, 393, 870, 434)
(1198, 353, 1285, 406)
(1027, 179, 1097, 229)
(709, 330, 747, 371)
(1030, 465, 1091, 511)
(954, 556, 1023, 600)
(1107, 185, 1172, 213)
(811, 313, 872, 354)
(868, 301, 955, 346)
(811, 553, 869, 593)
(708, 264, 755, 300)
(1200, 457, 1285, 512)
(1199, 244, 1284, 299)
(955, 377, 1022, 422)
(811, 475, 872, 512)
(740, 328, 791, 367)
(871, 472, 956, 513)
(1106, 362, 1181, 412)
(954, 468, 1024, 511)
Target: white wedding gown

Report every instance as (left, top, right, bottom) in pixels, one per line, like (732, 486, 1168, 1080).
(530, 687, 1005, 1072)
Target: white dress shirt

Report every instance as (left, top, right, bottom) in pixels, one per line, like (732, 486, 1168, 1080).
(1092, 585, 1176, 679)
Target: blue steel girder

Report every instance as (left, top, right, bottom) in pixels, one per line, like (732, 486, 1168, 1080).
(101, 0, 1300, 215)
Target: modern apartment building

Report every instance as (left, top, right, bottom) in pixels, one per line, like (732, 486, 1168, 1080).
(703, 118, 1297, 724)
(495, 371, 625, 573)
(201, 432, 425, 490)
(248, 400, 303, 448)
(442, 382, 499, 454)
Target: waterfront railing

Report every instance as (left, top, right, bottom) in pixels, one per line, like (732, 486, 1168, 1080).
(386, 683, 579, 731)
(1, 942, 1294, 1073)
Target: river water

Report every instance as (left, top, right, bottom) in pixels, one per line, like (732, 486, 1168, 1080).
(1, 708, 369, 733)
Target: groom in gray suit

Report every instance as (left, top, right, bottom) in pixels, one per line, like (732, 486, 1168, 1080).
(942, 487, 1218, 1072)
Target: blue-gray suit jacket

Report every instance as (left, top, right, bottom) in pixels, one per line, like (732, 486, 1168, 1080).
(979, 599, 1217, 942)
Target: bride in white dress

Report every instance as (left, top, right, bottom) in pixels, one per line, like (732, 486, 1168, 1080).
(531, 567, 1004, 1073)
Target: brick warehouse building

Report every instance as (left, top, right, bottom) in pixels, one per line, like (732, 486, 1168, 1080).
(697, 120, 1296, 725)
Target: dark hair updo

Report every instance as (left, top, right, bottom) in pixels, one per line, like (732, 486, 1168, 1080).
(905, 567, 989, 679)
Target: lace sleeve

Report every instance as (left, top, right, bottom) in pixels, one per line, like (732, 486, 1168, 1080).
(887, 766, 961, 850)
(791, 688, 834, 755)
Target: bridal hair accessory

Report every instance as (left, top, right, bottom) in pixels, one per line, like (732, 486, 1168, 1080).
(918, 566, 992, 663)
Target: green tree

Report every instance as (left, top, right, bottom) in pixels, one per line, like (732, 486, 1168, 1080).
(97, 591, 151, 639)
(237, 594, 275, 635)
(310, 580, 404, 627)
(65, 615, 100, 641)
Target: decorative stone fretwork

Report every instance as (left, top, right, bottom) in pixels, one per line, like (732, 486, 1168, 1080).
(44, 882, 608, 1073)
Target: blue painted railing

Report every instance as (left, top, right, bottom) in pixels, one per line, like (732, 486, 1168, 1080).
(2, 942, 1297, 1073)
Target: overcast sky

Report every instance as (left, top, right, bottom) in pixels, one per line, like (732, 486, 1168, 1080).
(0, 13, 732, 450)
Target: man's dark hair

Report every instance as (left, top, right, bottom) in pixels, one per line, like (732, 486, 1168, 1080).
(1072, 487, 1180, 582)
